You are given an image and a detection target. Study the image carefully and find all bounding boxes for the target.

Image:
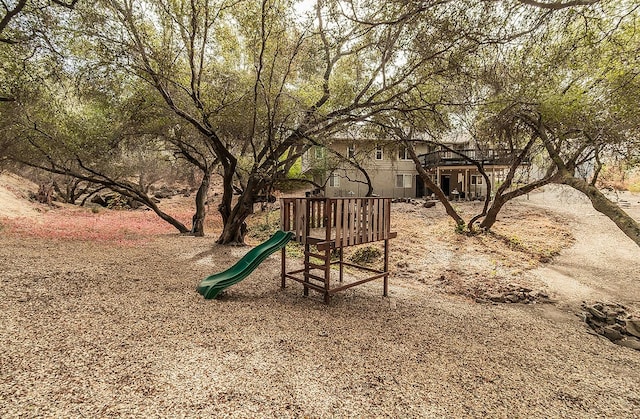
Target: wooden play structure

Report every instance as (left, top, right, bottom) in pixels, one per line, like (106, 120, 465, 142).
(280, 197, 397, 303)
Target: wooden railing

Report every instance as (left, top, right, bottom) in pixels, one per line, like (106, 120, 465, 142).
(418, 148, 529, 168)
(280, 197, 394, 249)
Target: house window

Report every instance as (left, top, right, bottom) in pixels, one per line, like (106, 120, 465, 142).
(347, 144, 356, 159)
(396, 174, 412, 188)
(398, 146, 410, 160)
(375, 145, 383, 160)
(329, 173, 340, 187)
(471, 175, 483, 185)
(314, 146, 325, 159)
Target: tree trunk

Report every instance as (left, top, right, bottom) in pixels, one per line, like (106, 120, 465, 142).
(406, 145, 465, 227)
(216, 195, 253, 245)
(136, 194, 191, 234)
(216, 176, 261, 245)
(478, 195, 505, 230)
(190, 166, 213, 237)
(560, 175, 640, 247)
(479, 175, 557, 230)
(529, 117, 640, 247)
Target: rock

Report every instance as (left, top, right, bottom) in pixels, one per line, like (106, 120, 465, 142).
(504, 293, 520, 303)
(614, 337, 640, 351)
(91, 194, 107, 207)
(625, 319, 640, 339)
(587, 306, 607, 321)
(487, 294, 505, 303)
(388, 299, 397, 310)
(602, 326, 623, 341)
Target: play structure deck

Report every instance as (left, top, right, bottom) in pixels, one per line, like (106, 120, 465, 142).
(280, 197, 397, 303)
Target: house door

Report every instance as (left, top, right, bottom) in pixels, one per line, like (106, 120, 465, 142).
(416, 176, 425, 197)
(441, 175, 451, 195)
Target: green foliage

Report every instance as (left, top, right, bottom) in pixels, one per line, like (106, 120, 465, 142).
(287, 158, 303, 179)
(248, 212, 280, 242)
(455, 222, 468, 235)
(349, 245, 382, 265)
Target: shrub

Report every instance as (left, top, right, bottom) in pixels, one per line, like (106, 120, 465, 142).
(349, 245, 382, 265)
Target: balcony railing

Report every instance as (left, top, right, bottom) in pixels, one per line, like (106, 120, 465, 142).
(418, 149, 529, 168)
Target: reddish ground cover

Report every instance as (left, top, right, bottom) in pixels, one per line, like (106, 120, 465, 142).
(1, 207, 200, 246)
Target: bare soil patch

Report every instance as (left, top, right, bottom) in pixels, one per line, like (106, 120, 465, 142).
(0, 172, 42, 218)
(1, 179, 639, 417)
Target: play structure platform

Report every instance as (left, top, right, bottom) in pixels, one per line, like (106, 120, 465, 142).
(197, 230, 293, 299)
(280, 197, 396, 303)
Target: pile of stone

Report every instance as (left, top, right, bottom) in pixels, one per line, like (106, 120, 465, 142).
(581, 302, 640, 351)
(91, 192, 143, 209)
(391, 198, 438, 208)
(482, 284, 550, 304)
(152, 186, 192, 199)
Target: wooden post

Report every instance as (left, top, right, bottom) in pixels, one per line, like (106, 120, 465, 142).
(383, 238, 389, 297)
(303, 199, 311, 296)
(339, 244, 344, 283)
(324, 198, 332, 304)
(281, 247, 286, 289)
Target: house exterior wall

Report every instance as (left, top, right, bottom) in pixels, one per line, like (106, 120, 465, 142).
(304, 138, 518, 199)
(319, 140, 430, 198)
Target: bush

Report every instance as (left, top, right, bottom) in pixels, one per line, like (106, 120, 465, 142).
(349, 245, 382, 265)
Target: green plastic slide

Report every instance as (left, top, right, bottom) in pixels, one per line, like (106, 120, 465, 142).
(196, 230, 293, 299)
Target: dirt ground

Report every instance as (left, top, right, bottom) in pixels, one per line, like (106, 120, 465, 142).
(1, 175, 639, 417)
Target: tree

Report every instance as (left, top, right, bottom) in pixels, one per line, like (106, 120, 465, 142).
(364, 0, 567, 231)
(477, 1, 640, 246)
(2, 68, 197, 232)
(85, 0, 479, 244)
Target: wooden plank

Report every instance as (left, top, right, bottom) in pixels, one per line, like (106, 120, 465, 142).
(365, 198, 372, 243)
(373, 198, 380, 241)
(384, 238, 389, 297)
(306, 236, 328, 246)
(384, 198, 391, 239)
(359, 199, 367, 244)
(342, 199, 349, 247)
(310, 200, 316, 228)
(334, 199, 341, 247)
(324, 199, 331, 241)
(328, 273, 388, 293)
(305, 198, 312, 244)
(284, 275, 326, 292)
(316, 241, 336, 251)
(305, 251, 328, 260)
(307, 262, 327, 271)
(339, 261, 384, 273)
(306, 272, 327, 282)
(295, 198, 304, 243)
(380, 198, 386, 239)
(280, 199, 285, 230)
(355, 198, 361, 245)
(350, 199, 357, 246)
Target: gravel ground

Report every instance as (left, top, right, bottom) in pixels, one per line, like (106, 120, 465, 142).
(1, 185, 640, 417)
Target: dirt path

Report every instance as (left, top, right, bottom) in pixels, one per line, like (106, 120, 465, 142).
(0, 173, 40, 218)
(1, 179, 640, 417)
(520, 186, 640, 309)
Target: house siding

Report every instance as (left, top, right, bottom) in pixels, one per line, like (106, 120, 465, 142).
(306, 138, 520, 199)
(321, 140, 429, 198)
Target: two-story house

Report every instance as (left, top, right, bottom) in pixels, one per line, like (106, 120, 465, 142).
(304, 133, 527, 199)
(304, 138, 427, 198)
